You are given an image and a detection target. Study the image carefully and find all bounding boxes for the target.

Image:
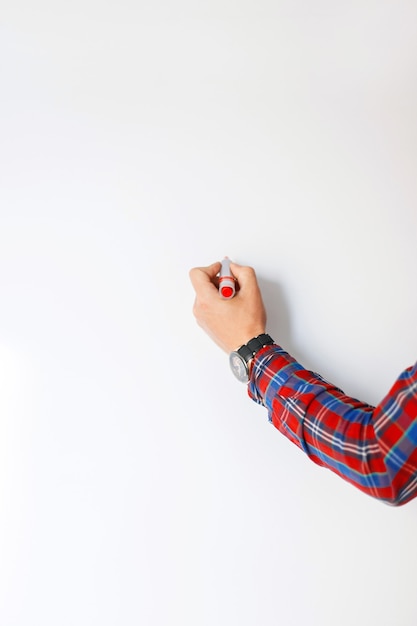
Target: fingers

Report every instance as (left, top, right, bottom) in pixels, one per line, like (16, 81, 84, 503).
(229, 262, 259, 295)
(189, 262, 222, 294)
(189, 260, 261, 298)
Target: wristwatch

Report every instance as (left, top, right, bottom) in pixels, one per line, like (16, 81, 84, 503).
(229, 333, 274, 382)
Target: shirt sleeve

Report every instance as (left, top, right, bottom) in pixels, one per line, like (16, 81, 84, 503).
(248, 345, 417, 506)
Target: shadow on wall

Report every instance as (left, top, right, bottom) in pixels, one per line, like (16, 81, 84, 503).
(257, 276, 313, 370)
(257, 277, 293, 354)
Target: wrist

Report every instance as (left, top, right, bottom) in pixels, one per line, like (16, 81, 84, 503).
(228, 328, 266, 354)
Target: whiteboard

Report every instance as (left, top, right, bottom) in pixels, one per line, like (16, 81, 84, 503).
(1, 2, 417, 625)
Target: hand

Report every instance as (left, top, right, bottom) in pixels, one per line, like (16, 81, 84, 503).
(189, 261, 267, 353)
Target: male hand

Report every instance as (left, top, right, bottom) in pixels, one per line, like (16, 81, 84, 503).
(189, 261, 267, 353)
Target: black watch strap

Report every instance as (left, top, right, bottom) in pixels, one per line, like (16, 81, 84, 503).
(237, 333, 274, 363)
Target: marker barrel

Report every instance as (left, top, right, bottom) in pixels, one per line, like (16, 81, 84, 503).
(219, 258, 236, 299)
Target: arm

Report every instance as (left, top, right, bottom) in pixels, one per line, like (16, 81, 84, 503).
(248, 344, 417, 505)
(189, 261, 417, 505)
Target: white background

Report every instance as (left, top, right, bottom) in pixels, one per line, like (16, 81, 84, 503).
(1, 1, 417, 625)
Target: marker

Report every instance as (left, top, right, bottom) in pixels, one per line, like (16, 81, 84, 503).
(219, 257, 236, 299)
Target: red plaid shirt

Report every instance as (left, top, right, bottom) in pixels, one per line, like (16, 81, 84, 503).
(248, 345, 417, 505)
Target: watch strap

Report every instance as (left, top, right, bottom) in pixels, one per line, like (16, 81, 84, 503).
(237, 333, 274, 364)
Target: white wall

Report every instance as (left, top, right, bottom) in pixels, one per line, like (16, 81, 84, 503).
(1, 2, 417, 625)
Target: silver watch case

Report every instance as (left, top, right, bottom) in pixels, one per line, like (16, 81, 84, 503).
(229, 351, 251, 382)
(229, 334, 274, 383)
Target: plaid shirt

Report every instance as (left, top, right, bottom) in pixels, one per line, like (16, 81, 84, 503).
(248, 345, 417, 505)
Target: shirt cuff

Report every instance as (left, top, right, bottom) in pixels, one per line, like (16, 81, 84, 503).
(248, 344, 301, 409)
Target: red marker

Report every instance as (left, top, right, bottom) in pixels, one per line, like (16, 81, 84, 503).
(219, 257, 236, 299)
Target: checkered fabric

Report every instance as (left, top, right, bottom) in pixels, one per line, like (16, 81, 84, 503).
(248, 345, 417, 505)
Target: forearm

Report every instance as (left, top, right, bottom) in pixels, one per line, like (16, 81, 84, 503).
(248, 346, 417, 505)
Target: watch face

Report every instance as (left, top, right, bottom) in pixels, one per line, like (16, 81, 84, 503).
(229, 352, 249, 383)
